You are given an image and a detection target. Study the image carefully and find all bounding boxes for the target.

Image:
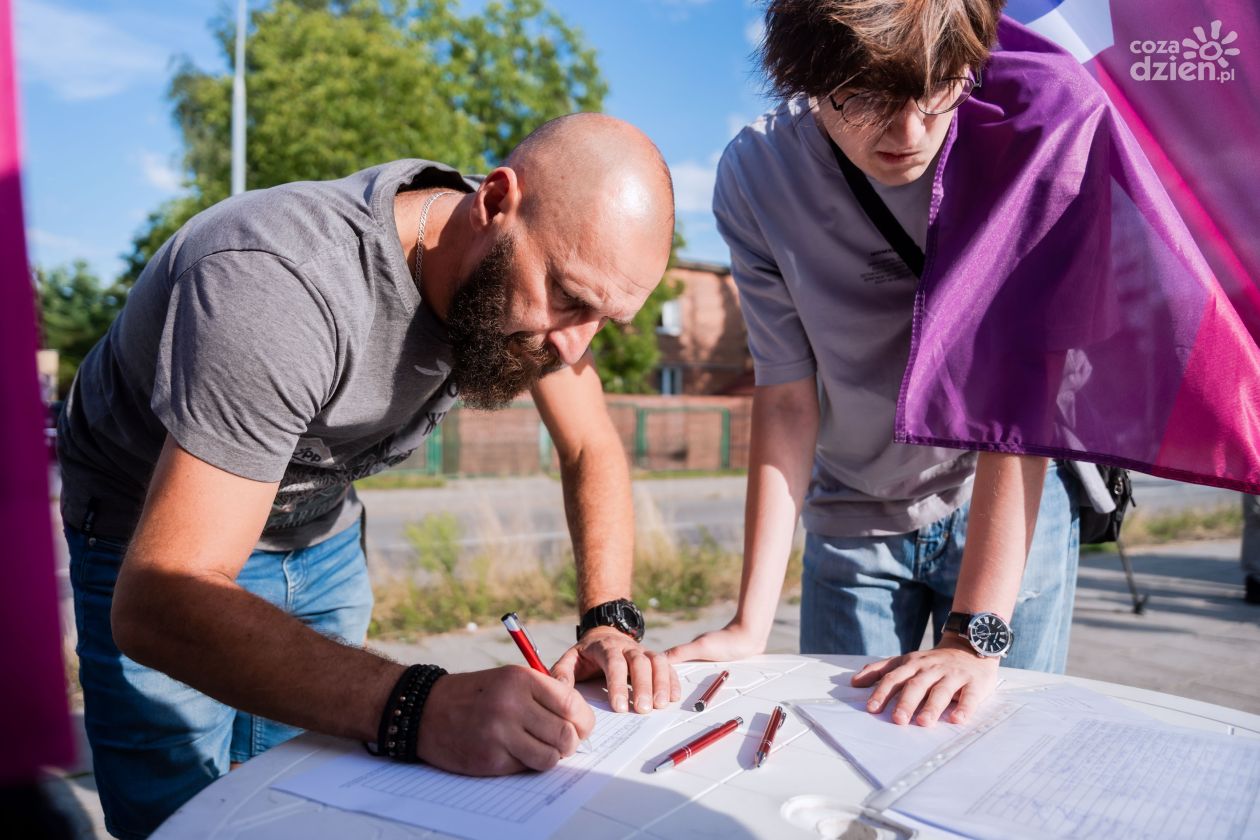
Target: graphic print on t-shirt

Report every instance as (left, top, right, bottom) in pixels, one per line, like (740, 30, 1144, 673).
(860, 247, 918, 286)
(269, 387, 458, 533)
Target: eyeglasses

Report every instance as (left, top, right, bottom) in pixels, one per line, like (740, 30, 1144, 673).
(827, 68, 982, 128)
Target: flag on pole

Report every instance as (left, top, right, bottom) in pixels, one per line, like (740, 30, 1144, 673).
(896, 8, 1260, 492)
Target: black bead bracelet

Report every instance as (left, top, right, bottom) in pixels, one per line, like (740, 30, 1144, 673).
(365, 663, 447, 762)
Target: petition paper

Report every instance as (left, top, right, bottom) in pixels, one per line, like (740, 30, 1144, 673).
(899, 708, 1260, 840)
(274, 702, 676, 840)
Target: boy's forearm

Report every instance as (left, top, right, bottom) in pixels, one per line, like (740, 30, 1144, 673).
(950, 452, 1049, 620)
(732, 379, 820, 636)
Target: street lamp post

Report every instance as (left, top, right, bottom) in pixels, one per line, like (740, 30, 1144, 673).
(230, 0, 246, 196)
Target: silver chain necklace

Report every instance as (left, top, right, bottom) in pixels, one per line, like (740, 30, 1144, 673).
(414, 190, 454, 283)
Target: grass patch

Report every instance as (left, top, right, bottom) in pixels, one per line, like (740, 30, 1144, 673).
(1082, 503, 1243, 552)
(635, 530, 741, 615)
(369, 513, 576, 638)
(369, 497, 752, 639)
(354, 471, 445, 490)
(633, 468, 748, 481)
(542, 468, 748, 481)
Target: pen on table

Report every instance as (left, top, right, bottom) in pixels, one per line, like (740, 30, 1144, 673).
(501, 612, 549, 674)
(652, 716, 743, 773)
(754, 705, 787, 768)
(692, 669, 730, 711)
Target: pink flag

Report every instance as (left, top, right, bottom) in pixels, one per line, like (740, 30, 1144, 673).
(0, 0, 75, 783)
(896, 9, 1260, 492)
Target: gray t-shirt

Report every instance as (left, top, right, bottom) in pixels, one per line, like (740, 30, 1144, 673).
(58, 160, 476, 550)
(714, 98, 977, 537)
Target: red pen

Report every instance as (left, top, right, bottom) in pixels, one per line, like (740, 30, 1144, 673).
(652, 716, 743, 772)
(692, 669, 730, 711)
(755, 704, 787, 768)
(501, 612, 549, 674)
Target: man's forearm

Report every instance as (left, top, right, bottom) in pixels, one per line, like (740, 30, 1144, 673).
(113, 571, 403, 742)
(950, 452, 1049, 618)
(558, 436, 635, 612)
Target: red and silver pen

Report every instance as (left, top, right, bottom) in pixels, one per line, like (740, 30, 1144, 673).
(754, 705, 787, 768)
(501, 612, 548, 674)
(692, 669, 730, 711)
(652, 716, 743, 772)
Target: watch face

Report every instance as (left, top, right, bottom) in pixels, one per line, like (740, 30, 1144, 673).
(616, 602, 646, 640)
(967, 613, 1012, 657)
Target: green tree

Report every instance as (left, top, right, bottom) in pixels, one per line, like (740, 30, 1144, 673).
(35, 261, 127, 394)
(589, 229, 684, 394)
(122, 0, 605, 285)
(123, 0, 677, 393)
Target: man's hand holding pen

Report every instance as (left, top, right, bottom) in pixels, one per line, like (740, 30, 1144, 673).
(416, 666, 595, 776)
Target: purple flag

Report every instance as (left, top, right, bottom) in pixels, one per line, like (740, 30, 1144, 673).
(0, 0, 75, 783)
(896, 12, 1260, 492)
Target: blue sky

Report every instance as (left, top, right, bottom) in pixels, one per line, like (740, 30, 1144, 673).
(13, 0, 774, 280)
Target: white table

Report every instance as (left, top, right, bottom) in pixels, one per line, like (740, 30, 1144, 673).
(154, 655, 1260, 839)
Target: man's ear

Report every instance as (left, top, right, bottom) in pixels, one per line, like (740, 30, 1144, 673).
(472, 166, 522, 232)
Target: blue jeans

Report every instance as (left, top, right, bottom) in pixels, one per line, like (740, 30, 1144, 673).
(1242, 494, 1260, 579)
(68, 520, 373, 839)
(800, 461, 1080, 673)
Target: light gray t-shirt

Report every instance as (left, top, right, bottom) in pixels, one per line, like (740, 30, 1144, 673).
(58, 160, 477, 550)
(713, 98, 977, 537)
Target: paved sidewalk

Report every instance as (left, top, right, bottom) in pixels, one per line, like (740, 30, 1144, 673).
(1066, 540, 1260, 712)
(46, 537, 1260, 838)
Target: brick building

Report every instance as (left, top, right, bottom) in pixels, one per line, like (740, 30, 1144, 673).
(655, 259, 754, 396)
(394, 258, 760, 477)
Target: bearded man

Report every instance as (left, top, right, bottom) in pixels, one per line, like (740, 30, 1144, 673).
(57, 113, 679, 839)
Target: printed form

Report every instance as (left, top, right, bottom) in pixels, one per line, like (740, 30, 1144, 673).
(897, 707, 1260, 840)
(794, 682, 1142, 788)
(273, 701, 676, 840)
(797, 683, 1260, 839)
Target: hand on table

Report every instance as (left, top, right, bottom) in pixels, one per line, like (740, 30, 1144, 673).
(851, 635, 999, 727)
(551, 626, 680, 714)
(664, 620, 766, 665)
(417, 665, 595, 775)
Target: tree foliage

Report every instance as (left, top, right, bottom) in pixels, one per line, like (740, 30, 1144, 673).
(35, 261, 127, 395)
(120, 0, 673, 392)
(590, 229, 684, 394)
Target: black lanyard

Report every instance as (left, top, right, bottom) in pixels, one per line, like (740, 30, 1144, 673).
(827, 137, 925, 278)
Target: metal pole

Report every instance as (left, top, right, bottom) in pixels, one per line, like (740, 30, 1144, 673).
(230, 0, 247, 196)
(719, 408, 731, 470)
(1115, 537, 1149, 615)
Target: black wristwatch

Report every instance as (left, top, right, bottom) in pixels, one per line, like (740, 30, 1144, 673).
(943, 611, 1013, 658)
(577, 598, 645, 642)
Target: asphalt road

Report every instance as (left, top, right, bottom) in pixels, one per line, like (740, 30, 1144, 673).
(361, 471, 1242, 575)
(360, 474, 749, 574)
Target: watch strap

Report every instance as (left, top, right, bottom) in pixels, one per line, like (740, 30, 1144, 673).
(576, 599, 644, 642)
(943, 611, 974, 636)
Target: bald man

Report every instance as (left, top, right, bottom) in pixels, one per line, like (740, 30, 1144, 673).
(58, 113, 679, 838)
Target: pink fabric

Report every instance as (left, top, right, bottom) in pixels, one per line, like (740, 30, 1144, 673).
(896, 16, 1260, 493)
(0, 0, 75, 783)
(1157, 282, 1260, 490)
(1092, 1, 1260, 339)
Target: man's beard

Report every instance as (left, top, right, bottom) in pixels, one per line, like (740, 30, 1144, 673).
(445, 234, 562, 411)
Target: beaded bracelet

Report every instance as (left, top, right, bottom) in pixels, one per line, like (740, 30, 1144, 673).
(365, 664, 448, 761)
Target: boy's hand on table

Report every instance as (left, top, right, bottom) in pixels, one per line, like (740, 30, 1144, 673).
(851, 636, 999, 727)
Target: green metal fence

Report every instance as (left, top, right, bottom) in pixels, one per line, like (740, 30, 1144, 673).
(389, 400, 748, 478)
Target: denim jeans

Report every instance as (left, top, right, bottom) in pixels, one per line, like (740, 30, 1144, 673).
(1242, 494, 1260, 579)
(800, 461, 1080, 673)
(68, 520, 373, 839)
